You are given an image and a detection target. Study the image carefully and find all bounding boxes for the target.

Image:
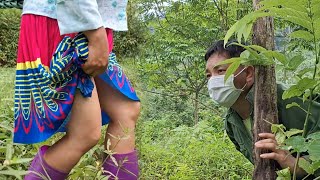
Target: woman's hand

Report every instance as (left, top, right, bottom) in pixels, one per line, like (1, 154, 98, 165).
(82, 27, 109, 77)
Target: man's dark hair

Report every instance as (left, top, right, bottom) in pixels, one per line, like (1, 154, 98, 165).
(204, 40, 246, 61)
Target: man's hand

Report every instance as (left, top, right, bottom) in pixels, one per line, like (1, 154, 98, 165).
(255, 133, 307, 177)
(82, 27, 109, 77)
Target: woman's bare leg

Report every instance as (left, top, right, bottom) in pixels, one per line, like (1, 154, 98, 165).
(43, 79, 102, 173)
(94, 77, 140, 154)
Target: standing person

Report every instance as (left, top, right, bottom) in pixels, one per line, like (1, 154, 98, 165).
(205, 40, 320, 179)
(12, 0, 140, 179)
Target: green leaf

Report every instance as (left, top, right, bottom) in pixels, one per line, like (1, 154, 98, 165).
(298, 158, 314, 174)
(285, 136, 308, 152)
(224, 60, 241, 83)
(289, 30, 314, 41)
(5, 143, 13, 161)
(311, 160, 320, 174)
(224, 11, 272, 45)
(282, 78, 317, 99)
(240, 50, 250, 59)
(246, 45, 267, 52)
(297, 68, 313, 78)
(287, 55, 304, 71)
(0, 169, 27, 178)
(271, 124, 286, 144)
(9, 158, 33, 165)
(276, 133, 287, 145)
(265, 7, 312, 31)
(285, 129, 303, 138)
(243, 23, 253, 42)
(308, 140, 320, 161)
(276, 167, 291, 180)
(260, 0, 308, 13)
(224, 21, 239, 47)
(266, 51, 287, 65)
(307, 132, 320, 140)
(215, 57, 242, 67)
(271, 124, 286, 134)
(286, 102, 301, 109)
(230, 42, 260, 58)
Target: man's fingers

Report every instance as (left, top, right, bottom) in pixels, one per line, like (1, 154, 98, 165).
(256, 138, 277, 144)
(255, 142, 277, 150)
(258, 133, 276, 139)
(260, 152, 281, 161)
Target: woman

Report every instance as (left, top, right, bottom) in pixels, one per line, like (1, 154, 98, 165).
(12, 0, 140, 179)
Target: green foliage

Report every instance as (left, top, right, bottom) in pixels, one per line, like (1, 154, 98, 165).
(0, 9, 21, 67)
(113, 1, 147, 59)
(271, 120, 320, 178)
(137, 119, 253, 179)
(0, 68, 29, 179)
(137, 0, 248, 124)
(276, 167, 291, 180)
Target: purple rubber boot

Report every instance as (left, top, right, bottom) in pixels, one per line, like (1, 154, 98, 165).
(24, 146, 68, 180)
(102, 150, 139, 180)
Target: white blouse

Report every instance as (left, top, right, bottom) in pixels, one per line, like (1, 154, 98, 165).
(22, 0, 128, 34)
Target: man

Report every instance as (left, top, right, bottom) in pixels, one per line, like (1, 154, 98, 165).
(205, 40, 320, 179)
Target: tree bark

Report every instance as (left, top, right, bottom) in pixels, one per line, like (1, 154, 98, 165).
(194, 90, 199, 125)
(252, 0, 279, 179)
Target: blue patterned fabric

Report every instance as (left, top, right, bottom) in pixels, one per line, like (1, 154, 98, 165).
(14, 34, 139, 144)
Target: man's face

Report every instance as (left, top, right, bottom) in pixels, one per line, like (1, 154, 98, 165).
(205, 52, 248, 90)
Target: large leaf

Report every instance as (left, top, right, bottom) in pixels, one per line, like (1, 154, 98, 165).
(298, 158, 314, 175)
(289, 30, 314, 41)
(268, 7, 310, 22)
(282, 78, 317, 99)
(271, 124, 286, 144)
(215, 57, 242, 67)
(276, 167, 291, 180)
(224, 12, 272, 44)
(262, 51, 287, 65)
(260, 0, 308, 13)
(285, 128, 304, 138)
(284, 136, 308, 152)
(287, 55, 304, 71)
(307, 132, 320, 140)
(308, 140, 320, 161)
(0, 169, 27, 179)
(224, 60, 241, 83)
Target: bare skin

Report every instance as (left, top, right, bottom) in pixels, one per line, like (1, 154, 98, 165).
(44, 79, 102, 172)
(42, 27, 140, 173)
(206, 52, 306, 176)
(95, 77, 140, 154)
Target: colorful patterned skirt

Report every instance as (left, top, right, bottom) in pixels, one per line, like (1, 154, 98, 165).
(13, 14, 139, 144)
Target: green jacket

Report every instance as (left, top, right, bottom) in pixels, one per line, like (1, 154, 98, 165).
(225, 84, 320, 176)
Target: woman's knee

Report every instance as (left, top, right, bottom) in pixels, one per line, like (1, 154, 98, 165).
(66, 128, 101, 152)
(130, 101, 141, 122)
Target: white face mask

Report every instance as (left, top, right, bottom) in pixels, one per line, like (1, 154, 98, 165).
(207, 68, 247, 108)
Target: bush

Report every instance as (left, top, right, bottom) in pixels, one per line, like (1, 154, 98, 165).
(0, 9, 21, 67)
(137, 119, 253, 179)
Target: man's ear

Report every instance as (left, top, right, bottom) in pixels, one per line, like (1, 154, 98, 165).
(246, 66, 255, 84)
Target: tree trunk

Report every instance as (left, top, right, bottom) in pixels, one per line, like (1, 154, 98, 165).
(252, 0, 279, 180)
(194, 90, 199, 125)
